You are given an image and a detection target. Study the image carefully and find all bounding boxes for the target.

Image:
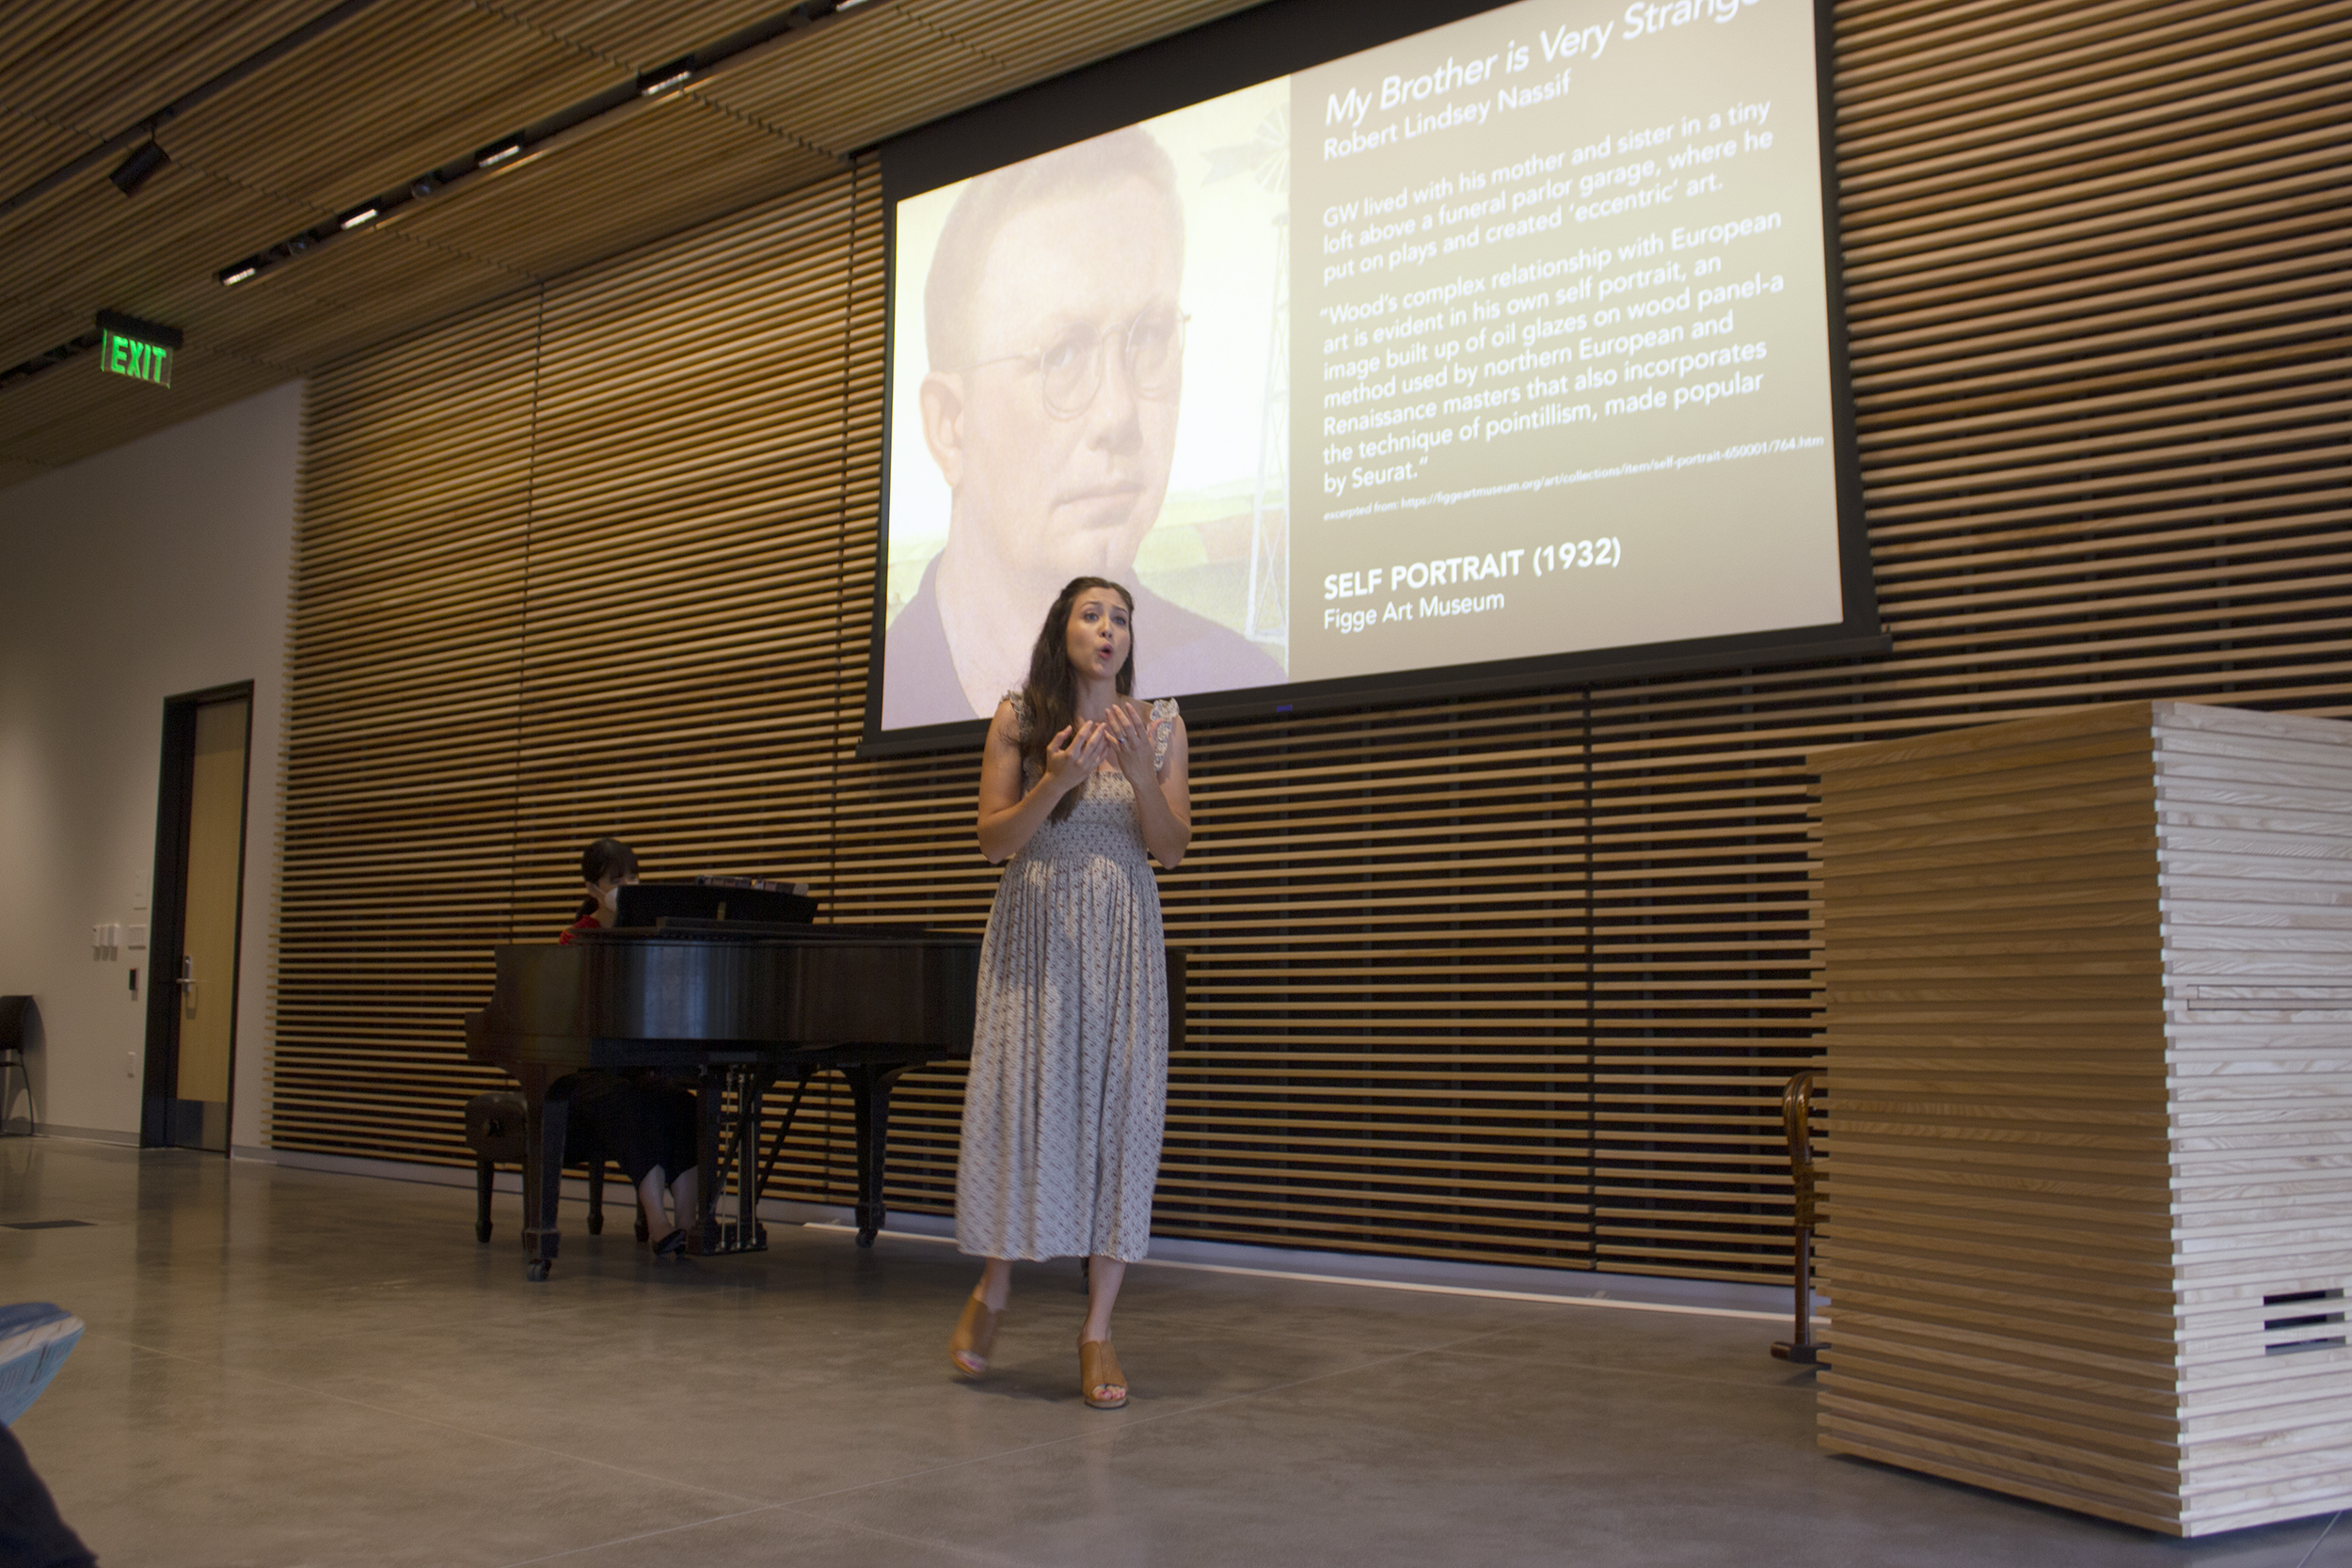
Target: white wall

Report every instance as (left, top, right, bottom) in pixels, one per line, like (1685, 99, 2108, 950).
(0, 380, 300, 1144)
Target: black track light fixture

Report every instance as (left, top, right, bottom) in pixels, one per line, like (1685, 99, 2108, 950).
(0, 331, 103, 391)
(108, 140, 169, 197)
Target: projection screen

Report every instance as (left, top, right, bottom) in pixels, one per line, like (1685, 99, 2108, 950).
(865, 0, 1876, 751)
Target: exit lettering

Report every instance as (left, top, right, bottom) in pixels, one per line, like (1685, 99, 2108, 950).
(102, 331, 172, 388)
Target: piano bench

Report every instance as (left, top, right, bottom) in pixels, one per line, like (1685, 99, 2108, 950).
(461, 1091, 645, 1246)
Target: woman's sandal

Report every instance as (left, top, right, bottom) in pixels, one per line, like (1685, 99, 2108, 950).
(1079, 1338, 1127, 1409)
(651, 1227, 690, 1259)
(949, 1296, 1001, 1378)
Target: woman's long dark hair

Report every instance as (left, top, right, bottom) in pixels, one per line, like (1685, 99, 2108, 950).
(1021, 577, 1136, 822)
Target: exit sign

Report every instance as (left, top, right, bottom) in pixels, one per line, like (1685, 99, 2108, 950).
(102, 331, 171, 386)
(96, 310, 182, 388)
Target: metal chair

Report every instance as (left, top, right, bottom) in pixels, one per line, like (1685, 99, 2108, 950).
(0, 996, 34, 1137)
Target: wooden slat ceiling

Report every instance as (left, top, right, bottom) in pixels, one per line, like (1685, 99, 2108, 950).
(0, 0, 1267, 487)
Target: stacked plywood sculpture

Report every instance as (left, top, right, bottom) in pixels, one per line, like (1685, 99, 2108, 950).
(1811, 702, 2352, 1537)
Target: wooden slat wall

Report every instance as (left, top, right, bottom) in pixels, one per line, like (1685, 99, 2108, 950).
(1809, 705, 2180, 1528)
(273, 0, 2352, 1283)
(277, 294, 539, 1155)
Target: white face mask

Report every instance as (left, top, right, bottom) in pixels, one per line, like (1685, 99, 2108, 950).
(599, 881, 622, 911)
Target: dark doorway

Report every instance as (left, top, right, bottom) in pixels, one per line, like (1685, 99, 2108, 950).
(141, 684, 254, 1151)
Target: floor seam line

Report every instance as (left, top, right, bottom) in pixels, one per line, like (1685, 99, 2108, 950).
(1422, 1345, 1818, 1392)
(493, 1502, 792, 1567)
(755, 1324, 1529, 1513)
(87, 1323, 1489, 1525)
(94, 1323, 1478, 1531)
(2293, 1510, 2340, 1568)
(490, 1489, 1061, 1566)
(103, 1333, 775, 1511)
(765, 1502, 1052, 1568)
(810, 1224, 1790, 1321)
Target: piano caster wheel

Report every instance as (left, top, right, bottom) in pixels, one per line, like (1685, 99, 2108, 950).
(856, 1227, 877, 1248)
(527, 1259, 550, 1282)
(475, 1222, 491, 1244)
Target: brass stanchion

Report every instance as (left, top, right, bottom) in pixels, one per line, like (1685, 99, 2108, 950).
(1772, 1069, 1827, 1364)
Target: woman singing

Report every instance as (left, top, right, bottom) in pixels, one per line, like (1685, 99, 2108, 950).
(949, 577, 1191, 1408)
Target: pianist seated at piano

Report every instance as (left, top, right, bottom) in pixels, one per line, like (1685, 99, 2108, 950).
(560, 837, 700, 1259)
(563, 835, 639, 942)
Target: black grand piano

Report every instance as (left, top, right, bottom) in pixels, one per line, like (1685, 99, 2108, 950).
(464, 918, 982, 1280)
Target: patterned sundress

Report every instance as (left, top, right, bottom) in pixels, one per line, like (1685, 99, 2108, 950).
(954, 694, 1179, 1261)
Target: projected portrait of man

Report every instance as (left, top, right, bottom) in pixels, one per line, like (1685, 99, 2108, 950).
(882, 125, 1285, 726)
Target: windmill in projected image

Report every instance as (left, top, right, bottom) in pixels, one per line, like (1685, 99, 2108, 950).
(1204, 105, 1289, 650)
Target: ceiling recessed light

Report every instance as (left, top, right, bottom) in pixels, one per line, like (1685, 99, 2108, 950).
(339, 205, 379, 230)
(639, 59, 694, 97)
(477, 139, 523, 168)
(219, 261, 261, 286)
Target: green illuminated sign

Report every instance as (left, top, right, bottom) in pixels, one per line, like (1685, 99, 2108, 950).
(95, 310, 182, 388)
(102, 330, 172, 387)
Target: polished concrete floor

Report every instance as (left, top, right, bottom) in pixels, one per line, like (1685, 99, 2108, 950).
(4, 1137, 2349, 1568)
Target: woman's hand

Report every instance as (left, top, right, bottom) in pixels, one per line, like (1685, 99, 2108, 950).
(1041, 721, 1110, 795)
(977, 701, 1095, 864)
(1102, 701, 1158, 784)
(1123, 705, 1191, 869)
